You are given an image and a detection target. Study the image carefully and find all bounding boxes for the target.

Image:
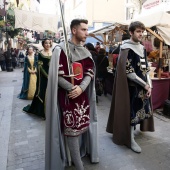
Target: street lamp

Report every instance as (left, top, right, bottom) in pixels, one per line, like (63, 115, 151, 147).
(4, 0, 13, 72)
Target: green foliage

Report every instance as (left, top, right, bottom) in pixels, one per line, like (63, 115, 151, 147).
(7, 14, 15, 27)
(0, 4, 22, 38)
(0, 20, 5, 27)
(6, 13, 22, 38)
(8, 28, 22, 38)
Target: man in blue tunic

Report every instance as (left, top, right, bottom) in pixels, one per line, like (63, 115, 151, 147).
(107, 21, 155, 153)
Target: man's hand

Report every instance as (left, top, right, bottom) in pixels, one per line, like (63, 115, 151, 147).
(68, 85, 83, 99)
(146, 88, 152, 98)
(144, 84, 152, 98)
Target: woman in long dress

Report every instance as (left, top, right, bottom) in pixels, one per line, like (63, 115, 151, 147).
(23, 39, 52, 118)
(18, 46, 38, 100)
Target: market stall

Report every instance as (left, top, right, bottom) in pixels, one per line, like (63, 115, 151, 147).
(89, 12, 170, 110)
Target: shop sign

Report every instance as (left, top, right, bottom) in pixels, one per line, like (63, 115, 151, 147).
(143, 0, 160, 9)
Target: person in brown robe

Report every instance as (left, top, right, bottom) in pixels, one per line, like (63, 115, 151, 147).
(106, 21, 154, 153)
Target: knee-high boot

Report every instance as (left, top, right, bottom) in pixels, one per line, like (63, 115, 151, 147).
(131, 126, 141, 153)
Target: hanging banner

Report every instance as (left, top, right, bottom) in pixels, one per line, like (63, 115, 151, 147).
(14, 9, 58, 32)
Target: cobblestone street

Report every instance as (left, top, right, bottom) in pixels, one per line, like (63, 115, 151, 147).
(0, 68, 170, 170)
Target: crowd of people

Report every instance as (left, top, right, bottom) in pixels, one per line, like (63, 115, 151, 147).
(0, 19, 155, 170)
(0, 48, 28, 71)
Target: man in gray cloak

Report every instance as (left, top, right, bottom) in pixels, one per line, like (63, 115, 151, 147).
(45, 19, 99, 170)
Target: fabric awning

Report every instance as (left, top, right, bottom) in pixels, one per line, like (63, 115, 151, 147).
(157, 26, 170, 45)
(14, 9, 58, 33)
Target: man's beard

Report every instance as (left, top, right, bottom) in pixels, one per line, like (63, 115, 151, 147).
(76, 35, 86, 43)
(132, 36, 141, 43)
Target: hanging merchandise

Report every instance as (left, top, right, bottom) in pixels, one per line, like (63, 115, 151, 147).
(142, 37, 153, 54)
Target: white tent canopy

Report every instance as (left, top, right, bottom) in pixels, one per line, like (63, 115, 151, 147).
(88, 12, 170, 45)
(126, 11, 170, 45)
(14, 9, 58, 33)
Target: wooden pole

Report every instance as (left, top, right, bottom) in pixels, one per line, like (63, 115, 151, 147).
(112, 30, 114, 43)
(146, 27, 164, 79)
(146, 28, 164, 42)
(88, 33, 103, 43)
(103, 33, 106, 45)
(158, 41, 163, 79)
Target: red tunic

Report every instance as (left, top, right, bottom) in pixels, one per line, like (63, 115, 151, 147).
(58, 50, 94, 136)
